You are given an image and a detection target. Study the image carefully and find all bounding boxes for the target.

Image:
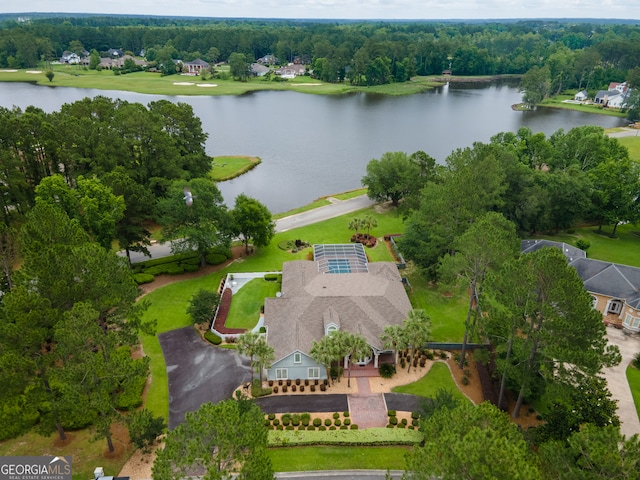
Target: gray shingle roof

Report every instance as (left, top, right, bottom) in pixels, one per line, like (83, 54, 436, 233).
(264, 260, 412, 362)
(521, 240, 640, 305)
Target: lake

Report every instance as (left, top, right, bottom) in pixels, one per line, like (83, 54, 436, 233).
(0, 81, 626, 213)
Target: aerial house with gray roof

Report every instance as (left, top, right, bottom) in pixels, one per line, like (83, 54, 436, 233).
(263, 244, 412, 381)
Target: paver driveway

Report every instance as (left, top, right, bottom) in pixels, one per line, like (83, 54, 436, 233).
(159, 326, 251, 428)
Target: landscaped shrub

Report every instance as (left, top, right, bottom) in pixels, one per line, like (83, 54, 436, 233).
(324, 418, 332, 427)
(251, 379, 272, 397)
(282, 417, 290, 426)
(386, 424, 394, 428)
(343, 411, 349, 417)
(310, 385, 316, 392)
(264, 418, 271, 426)
(268, 380, 274, 387)
(333, 412, 340, 419)
(313, 418, 322, 427)
(292, 414, 301, 426)
(144, 262, 185, 276)
(463, 368, 472, 378)
(286, 425, 294, 430)
(273, 418, 280, 426)
(334, 419, 341, 426)
(204, 331, 222, 345)
(350, 424, 358, 430)
(461, 376, 470, 386)
(302, 417, 310, 427)
(182, 263, 199, 273)
(411, 411, 420, 419)
(379, 363, 396, 379)
(388, 410, 396, 416)
(307, 425, 315, 430)
(276, 425, 283, 430)
(344, 418, 351, 426)
(635, 352, 640, 369)
(401, 418, 407, 425)
(389, 416, 398, 426)
(282, 385, 288, 393)
(291, 385, 296, 392)
(133, 273, 155, 284)
(319, 425, 326, 431)
(425, 351, 435, 360)
(300, 385, 304, 392)
(329, 426, 336, 430)
(205, 252, 227, 265)
(295, 378, 301, 385)
(264, 273, 282, 282)
(397, 422, 406, 428)
(286, 379, 292, 386)
(268, 413, 276, 421)
(340, 425, 348, 430)
(412, 419, 420, 427)
(320, 384, 326, 392)
(273, 386, 279, 394)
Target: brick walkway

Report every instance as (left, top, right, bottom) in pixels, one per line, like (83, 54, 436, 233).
(347, 378, 388, 428)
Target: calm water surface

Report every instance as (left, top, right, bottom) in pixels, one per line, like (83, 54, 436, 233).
(0, 81, 626, 213)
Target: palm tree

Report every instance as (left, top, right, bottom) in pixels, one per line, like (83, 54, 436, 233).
(236, 331, 260, 380)
(381, 324, 407, 366)
(253, 337, 275, 384)
(341, 332, 371, 388)
(403, 309, 432, 373)
(348, 217, 363, 238)
(309, 336, 338, 384)
(361, 214, 378, 239)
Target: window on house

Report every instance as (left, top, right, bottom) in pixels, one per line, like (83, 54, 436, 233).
(608, 300, 623, 314)
(624, 314, 640, 329)
(293, 352, 302, 364)
(275, 368, 288, 380)
(327, 325, 338, 335)
(308, 367, 320, 379)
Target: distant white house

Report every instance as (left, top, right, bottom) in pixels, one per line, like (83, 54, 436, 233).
(574, 90, 588, 101)
(275, 64, 306, 78)
(594, 81, 632, 109)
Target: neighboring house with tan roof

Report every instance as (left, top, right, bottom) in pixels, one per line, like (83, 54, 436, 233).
(263, 244, 412, 381)
(521, 240, 640, 332)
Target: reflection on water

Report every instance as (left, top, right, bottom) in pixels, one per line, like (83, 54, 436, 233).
(0, 82, 626, 213)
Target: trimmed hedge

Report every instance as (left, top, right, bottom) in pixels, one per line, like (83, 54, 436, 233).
(267, 427, 422, 447)
(204, 331, 222, 345)
(206, 252, 227, 265)
(133, 273, 155, 285)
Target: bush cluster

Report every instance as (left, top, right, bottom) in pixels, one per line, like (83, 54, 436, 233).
(264, 412, 356, 431)
(131, 248, 231, 284)
(204, 331, 222, 345)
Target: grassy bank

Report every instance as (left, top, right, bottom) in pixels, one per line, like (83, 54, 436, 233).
(540, 94, 627, 117)
(268, 445, 411, 471)
(0, 67, 441, 97)
(209, 155, 260, 181)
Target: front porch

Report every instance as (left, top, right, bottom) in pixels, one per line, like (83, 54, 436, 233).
(343, 353, 395, 378)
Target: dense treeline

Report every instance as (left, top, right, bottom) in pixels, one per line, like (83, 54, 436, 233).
(1, 17, 640, 87)
(359, 125, 640, 278)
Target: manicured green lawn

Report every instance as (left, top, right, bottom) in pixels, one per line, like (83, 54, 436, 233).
(392, 362, 470, 405)
(333, 188, 368, 200)
(268, 445, 411, 471)
(626, 365, 640, 419)
(209, 155, 260, 181)
(405, 274, 468, 342)
(618, 135, 640, 162)
(539, 223, 640, 267)
(225, 278, 280, 329)
(540, 95, 626, 117)
(273, 198, 332, 219)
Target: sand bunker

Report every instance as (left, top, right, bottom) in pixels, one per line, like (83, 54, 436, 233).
(0, 69, 18, 73)
(26, 70, 42, 74)
(197, 83, 218, 87)
(173, 82, 195, 86)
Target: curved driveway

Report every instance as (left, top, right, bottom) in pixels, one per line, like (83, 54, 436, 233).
(159, 326, 251, 429)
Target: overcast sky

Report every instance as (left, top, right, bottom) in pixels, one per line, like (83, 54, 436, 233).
(7, 0, 640, 21)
